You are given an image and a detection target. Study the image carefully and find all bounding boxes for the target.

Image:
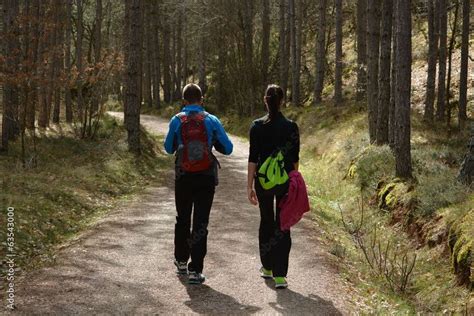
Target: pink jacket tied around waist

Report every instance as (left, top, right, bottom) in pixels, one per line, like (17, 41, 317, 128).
(279, 170, 310, 231)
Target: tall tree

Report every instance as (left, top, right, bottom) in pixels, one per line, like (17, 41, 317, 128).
(446, 1, 460, 128)
(162, 21, 172, 103)
(424, 0, 439, 122)
(376, 0, 393, 144)
(2, 0, 20, 151)
(124, 0, 143, 154)
(436, 0, 447, 122)
(261, 0, 270, 89)
(64, 0, 72, 123)
(314, 0, 327, 105)
(334, 0, 343, 105)
(76, 0, 85, 123)
(389, 0, 397, 148)
(356, 0, 367, 100)
(90, 0, 103, 128)
(458, 0, 470, 129)
(289, 0, 301, 106)
(394, 0, 412, 179)
(279, 0, 290, 97)
(366, 0, 381, 143)
(151, 1, 161, 108)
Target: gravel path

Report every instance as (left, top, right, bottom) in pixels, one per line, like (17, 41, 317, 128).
(5, 112, 353, 315)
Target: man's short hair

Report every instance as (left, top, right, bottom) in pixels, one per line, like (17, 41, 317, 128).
(182, 84, 202, 104)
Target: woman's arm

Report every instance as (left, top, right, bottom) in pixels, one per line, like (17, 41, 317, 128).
(247, 162, 258, 205)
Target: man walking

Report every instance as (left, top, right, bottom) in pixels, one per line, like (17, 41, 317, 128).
(164, 83, 233, 284)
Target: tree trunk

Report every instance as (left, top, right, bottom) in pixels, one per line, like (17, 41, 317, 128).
(394, 0, 412, 179)
(289, 0, 301, 106)
(53, 6, 64, 124)
(174, 11, 183, 100)
(64, 0, 73, 123)
(2, 0, 20, 151)
(314, 0, 327, 105)
(143, 5, 152, 107)
(334, 0, 343, 105)
(367, 0, 381, 143)
(458, 0, 470, 129)
(279, 0, 290, 98)
(376, 0, 392, 144)
(389, 1, 397, 148)
(436, 0, 447, 122)
(76, 0, 85, 122)
(151, 2, 161, 108)
(91, 0, 103, 116)
(424, 0, 439, 122)
(356, 0, 367, 100)
(261, 0, 270, 89)
(124, 0, 142, 154)
(162, 22, 172, 103)
(446, 1, 460, 129)
(458, 124, 474, 184)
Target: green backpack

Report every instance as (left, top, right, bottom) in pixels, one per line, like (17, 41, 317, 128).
(257, 150, 289, 195)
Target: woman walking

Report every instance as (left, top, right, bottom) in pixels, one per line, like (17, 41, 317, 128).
(247, 84, 300, 289)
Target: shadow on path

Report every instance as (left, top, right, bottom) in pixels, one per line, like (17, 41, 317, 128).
(178, 276, 261, 314)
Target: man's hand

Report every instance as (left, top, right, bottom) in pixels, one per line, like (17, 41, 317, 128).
(247, 188, 258, 205)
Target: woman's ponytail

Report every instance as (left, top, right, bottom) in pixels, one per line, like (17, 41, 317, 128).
(265, 84, 284, 120)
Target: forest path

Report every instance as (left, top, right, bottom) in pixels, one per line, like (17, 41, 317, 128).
(8, 112, 353, 315)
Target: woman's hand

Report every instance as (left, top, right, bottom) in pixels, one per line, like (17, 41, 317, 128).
(247, 187, 258, 205)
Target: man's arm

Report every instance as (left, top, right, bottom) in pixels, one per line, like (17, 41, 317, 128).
(164, 117, 179, 154)
(211, 116, 233, 155)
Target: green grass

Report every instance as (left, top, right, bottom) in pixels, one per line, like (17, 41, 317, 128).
(0, 115, 171, 279)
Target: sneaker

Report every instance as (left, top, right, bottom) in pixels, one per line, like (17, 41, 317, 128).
(260, 267, 273, 279)
(188, 271, 206, 284)
(274, 277, 288, 289)
(174, 260, 188, 275)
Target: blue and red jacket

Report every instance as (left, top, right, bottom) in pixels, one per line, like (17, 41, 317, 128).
(164, 105, 233, 156)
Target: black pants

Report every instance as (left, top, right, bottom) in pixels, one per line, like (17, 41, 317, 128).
(255, 182, 292, 277)
(174, 174, 215, 274)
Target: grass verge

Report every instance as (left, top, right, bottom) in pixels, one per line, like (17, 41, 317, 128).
(0, 114, 171, 284)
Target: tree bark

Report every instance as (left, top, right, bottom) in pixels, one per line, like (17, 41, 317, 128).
(356, 0, 367, 100)
(436, 0, 447, 122)
(143, 4, 153, 107)
(289, 0, 301, 106)
(76, 0, 85, 122)
(389, 0, 397, 148)
(424, 0, 439, 122)
(458, 0, 470, 129)
(91, 0, 103, 116)
(124, 0, 142, 154)
(376, 0, 392, 144)
(334, 0, 343, 105)
(458, 124, 474, 184)
(446, 1, 460, 128)
(279, 0, 290, 97)
(162, 21, 172, 103)
(261, 0, 270, 89)
(394, 0, 412, 179)
(64, 0, 72, 123)
(314, 0, 327, 105)
(151, 2, 161, 108)
(2, 0, 20, 151)
(367, 0, 381, 143)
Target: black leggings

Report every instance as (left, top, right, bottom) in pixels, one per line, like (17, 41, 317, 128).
(255, 181, 291, 277)
(174, 175, 215, 273)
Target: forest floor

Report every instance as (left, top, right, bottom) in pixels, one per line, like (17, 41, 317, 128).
(3, 112, 357, 315)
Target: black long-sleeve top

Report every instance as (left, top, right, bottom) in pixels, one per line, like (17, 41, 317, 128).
(248, 111, 300, 174)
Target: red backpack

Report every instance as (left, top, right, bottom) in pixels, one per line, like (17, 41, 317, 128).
(177, 111, 213, 172)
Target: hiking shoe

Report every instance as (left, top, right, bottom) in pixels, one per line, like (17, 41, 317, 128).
(260, 267, 273, 279)
(274, 277, 288, 289)
(188, 271, 206, 284)
(174, 260, 188, 275)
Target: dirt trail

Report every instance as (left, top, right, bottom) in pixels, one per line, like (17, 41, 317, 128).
(6, 112, 353, 315)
